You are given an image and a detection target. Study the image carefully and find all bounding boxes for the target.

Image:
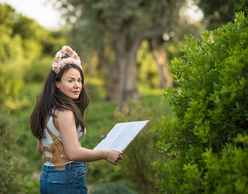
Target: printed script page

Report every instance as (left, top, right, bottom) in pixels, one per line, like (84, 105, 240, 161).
(93, 122, 129, 151)
(93, 120, 150, 152)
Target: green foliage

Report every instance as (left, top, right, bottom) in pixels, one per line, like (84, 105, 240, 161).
(0, 20, 24, 106)
(24, 56, 53, 83)
(23, 28, 67, 83)
(10, 83, 44, 170)
(0, 109, 30, 193)
(182, 142, 248, 193)
(154, 11, 248, 193)
(41, 30, 67, 55)
(90, 181, 138, 194)
(58, 0, 168, 47)
(3, 83, 44, 193)
(0, 3, 66, 110)
(0, 4, 66, 191)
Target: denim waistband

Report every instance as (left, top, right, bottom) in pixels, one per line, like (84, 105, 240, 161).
(42, 162, 86, 171)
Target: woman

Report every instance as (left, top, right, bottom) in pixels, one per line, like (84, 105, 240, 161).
(29, 46, 123, 194)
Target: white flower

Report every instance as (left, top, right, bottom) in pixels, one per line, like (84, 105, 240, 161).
(56, 51, 63, 58)
(62, 45, 68, 52)
(52, 62, 58, 68)
(52, 45, 82, 73)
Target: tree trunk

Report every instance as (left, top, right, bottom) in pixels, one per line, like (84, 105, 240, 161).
(115, 0, 174, 111)
(117, 51, 142, 111)
(98, 53, 119, 101)
(116, 32, 142, 111)
(126, 57, 141, 101)
(105, 66, 119, 101)
(152, 49, 173, 88)
(149, 38, 173, 88)
(116, 33, 128, 110)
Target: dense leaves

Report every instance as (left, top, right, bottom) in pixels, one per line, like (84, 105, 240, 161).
(0, 109, 28, 193)
(154, 10, 248, 193)
(0, 3, 65, 192)
(0, 3, 66, 109)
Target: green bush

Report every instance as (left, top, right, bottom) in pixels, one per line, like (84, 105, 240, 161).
(154, 10, 248, 193)
(0, 25, 24, 108)
(0, 84, 42, 193)
(0, 109, 27, 193)
(182, 139, 248, 194)
(24, 56, 53, 83)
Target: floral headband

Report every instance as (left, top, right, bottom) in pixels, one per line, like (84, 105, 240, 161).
(52, 45, 82, 74)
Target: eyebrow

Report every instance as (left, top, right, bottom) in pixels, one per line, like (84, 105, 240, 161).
(68, 77, 82, 79)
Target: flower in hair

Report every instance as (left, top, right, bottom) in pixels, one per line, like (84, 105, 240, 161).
(52, 46, 82, 74)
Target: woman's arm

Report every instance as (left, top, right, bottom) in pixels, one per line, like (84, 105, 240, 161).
(56, 110, 123, 165)
(37, 139, 43, 153)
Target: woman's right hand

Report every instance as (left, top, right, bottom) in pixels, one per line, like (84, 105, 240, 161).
(105, 150, 123, 166)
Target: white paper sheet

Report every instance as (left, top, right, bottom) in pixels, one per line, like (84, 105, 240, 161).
(93, 120, 150, 152)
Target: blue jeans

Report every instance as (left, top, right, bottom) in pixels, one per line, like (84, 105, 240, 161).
(40, 162, 88, 194)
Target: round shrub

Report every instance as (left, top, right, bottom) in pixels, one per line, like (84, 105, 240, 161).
(154, 10, 248, 193)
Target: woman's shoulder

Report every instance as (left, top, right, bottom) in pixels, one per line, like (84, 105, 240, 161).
(54, 109, 77, 132)
(55, 109, 75, 120)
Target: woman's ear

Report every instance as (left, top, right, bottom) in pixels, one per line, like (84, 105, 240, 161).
(56, 81, 60, 89)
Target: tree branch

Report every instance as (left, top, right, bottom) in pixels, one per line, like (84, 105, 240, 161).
(130, 0, 174, 55)
(130, 26, 167, 56)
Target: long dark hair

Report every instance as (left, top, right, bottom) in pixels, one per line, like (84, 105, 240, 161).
(29, 64, 90, 140)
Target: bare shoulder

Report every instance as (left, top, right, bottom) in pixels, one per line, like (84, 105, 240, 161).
(56, 109, 74, 117)
(54, 110, 77, 136)
(55, 110, 75, 124)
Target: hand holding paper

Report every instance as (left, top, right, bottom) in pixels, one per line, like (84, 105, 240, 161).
(105, 150, 123, 166)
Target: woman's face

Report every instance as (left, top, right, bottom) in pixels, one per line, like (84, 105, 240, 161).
(56, 68, 82, 99)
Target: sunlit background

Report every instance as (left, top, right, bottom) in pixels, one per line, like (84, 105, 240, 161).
(0, 0, 61, 29)
(0, 0, 245, 193)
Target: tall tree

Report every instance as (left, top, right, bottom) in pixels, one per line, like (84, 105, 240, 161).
(52, 0, 185, 110)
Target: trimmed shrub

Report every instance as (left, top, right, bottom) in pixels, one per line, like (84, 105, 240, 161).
(154, 10, 248, 193)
